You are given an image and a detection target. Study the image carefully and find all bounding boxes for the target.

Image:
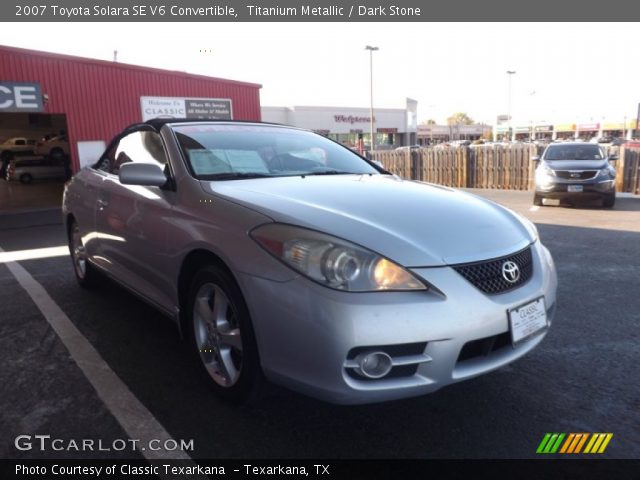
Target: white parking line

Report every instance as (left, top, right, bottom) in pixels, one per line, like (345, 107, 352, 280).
(0, 246, 68, 263)
(0, 246, 204, 477)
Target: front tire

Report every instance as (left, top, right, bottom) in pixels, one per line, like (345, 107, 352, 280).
(533, 194, 543, 206)
(68, 220, 98, 288)
(187, 265, 263, 403)
(602, 193, 616, 208)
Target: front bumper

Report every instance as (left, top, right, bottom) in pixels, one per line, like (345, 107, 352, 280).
(535, 178, 615, 199)
(238, 241, 558, 405)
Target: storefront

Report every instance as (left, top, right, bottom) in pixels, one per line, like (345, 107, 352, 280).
(601, 120, 638, 140)
(494, 125, 510, 141)
(418, 123, 492, 144)
(576, 123, 599, 141)
(262, 99, 418, 150)
(514, 126, 531, 141)
(534, 125, 553, 140)
(0, 45, 262, 176)
(553, 124, 576, 140)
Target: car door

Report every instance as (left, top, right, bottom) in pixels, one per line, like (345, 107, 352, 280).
(94, 129, 176, 312)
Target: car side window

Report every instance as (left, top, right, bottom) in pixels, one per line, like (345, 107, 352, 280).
(96, 142, 118, 173)
(96, 131, 168, 176)
(115, 131, 167, 175)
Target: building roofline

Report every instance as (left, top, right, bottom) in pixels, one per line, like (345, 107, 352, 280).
(0, 44, 262, 89)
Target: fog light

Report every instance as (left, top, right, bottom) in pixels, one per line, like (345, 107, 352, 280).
(355, 351, 393, 379)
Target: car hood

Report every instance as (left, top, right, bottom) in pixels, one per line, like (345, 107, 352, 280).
(544, 160, 608, 170)
(201, 175, 533, 267)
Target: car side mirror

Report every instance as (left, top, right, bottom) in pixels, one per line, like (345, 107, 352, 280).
(119, 162, 167, 187)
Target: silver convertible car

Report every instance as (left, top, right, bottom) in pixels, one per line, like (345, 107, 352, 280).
(63, 120, 557, 405)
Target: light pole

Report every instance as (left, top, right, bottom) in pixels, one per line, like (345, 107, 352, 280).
(365, 45, 379, 151)
(507, 70, 516, 141)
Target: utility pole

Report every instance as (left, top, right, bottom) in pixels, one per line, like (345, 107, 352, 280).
(365, 45, 379, 151)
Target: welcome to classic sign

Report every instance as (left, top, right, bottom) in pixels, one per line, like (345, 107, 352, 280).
(140, 96, 233, 121)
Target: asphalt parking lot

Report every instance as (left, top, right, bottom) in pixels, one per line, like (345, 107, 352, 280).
(0, 189, 639, 461)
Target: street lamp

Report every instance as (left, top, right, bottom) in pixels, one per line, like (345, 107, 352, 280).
(365, 45, 379, 151)
(506, 70, 516, 141)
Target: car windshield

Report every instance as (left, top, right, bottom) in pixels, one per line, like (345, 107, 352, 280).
(172, 124, 380, 180)
(544, 145, 604, 161)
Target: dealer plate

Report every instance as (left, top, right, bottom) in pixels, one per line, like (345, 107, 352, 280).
(508, 296, 548, 345)
(567, 185, 583, 192)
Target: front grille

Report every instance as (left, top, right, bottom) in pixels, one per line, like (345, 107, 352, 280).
(554, 170, 597, 180)
(453, 247, 533, 294)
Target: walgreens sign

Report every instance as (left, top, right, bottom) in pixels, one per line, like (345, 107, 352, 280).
(334, 115, 373, 124)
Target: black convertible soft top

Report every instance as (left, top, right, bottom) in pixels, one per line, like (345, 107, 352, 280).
(143, 117, 287, 131)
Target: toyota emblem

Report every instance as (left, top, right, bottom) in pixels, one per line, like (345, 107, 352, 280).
(502, 261, 520, 283)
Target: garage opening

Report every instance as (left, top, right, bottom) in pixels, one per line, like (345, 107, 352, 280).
(0, 112, 70, 212)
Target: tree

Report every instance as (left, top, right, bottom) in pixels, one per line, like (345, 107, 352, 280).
(421, 119, 437, 125)
(446, 112, 474, 126)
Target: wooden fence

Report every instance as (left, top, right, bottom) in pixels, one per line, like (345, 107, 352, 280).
(618, 148, 640, 194)
(369, 145, 640, 193)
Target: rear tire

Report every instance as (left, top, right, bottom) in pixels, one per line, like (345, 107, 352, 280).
(68, 220, 98, 288)
(533, 194, 543, 206)
(50, 147, 65, 160)
(19, 173, 33, 184)
(602, 193, 616, 208)
(187, 265, 263, 403)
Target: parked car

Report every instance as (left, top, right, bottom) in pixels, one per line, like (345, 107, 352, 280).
(6, 157, 69, 183)
(34, 134, 69, 159)
(394, 144, 422, 151)
(0, 137, 37, 160)
(532, 142, 617, 208)
(63, 119, 557, 405)
(0, 137, 37, 177)
(611, 137, 628, 146)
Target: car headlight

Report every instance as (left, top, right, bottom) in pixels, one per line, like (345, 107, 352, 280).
(541, 165, 555, 176)
(535, 165, 555, 185)
(599, 165, 616, 178)
(250, 224, 427, 292)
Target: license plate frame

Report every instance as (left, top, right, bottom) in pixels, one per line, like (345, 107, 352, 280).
(508, 296, 548, 345)
(567, 185, 583, 192)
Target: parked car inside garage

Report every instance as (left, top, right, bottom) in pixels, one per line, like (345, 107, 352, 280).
(6, 156, 69, 183)
(34, 134, 69, 160)
(0, 137, 37, 177)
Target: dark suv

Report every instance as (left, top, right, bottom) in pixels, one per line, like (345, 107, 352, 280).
(532, 142, 617, 208)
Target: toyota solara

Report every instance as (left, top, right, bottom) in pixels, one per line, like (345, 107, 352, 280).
(62, 120, 557, 404)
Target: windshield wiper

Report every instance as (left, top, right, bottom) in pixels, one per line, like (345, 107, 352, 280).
(303, 170, 358, 176)
(201, 172, 272, 180)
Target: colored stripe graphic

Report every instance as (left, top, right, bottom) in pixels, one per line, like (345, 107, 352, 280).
(538, 433, 613, 454)
(559, 433, 575, 453)
(536, 433, 552, 453)
(537, 433, 565, 453)
(584, 433, 613, 454)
